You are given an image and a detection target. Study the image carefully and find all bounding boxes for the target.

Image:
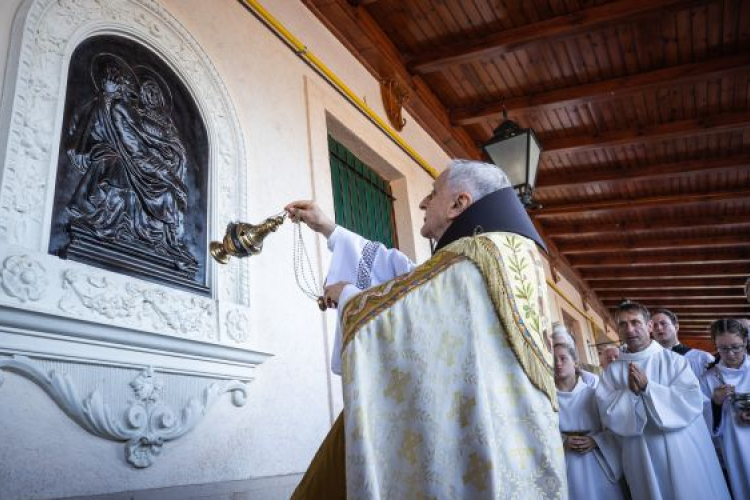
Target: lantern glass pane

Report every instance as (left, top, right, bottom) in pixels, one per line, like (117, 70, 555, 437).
(528, 135, 541, 187)
(484, 133, 528, 187)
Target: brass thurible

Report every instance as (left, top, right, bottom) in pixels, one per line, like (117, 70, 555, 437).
(210, 213, 287, 264)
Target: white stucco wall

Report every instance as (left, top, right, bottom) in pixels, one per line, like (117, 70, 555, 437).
(0, 1, 444, 499)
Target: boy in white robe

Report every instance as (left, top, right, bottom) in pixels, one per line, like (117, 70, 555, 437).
(652, 308, 714, 378)
(700, 318, 750, 499)
(596, 302, 730, 500)
(554, 343, 625, 499)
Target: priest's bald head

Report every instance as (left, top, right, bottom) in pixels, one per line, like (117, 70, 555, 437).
(418, 160, 510, 242)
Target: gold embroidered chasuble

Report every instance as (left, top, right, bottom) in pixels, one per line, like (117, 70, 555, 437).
(340, 233, 566, 499)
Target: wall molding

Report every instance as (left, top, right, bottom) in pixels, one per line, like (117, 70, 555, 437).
(0, 355, 250, 468)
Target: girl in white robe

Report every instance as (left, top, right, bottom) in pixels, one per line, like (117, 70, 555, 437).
(700, 318, 750, 499)
(554, 344, 626, 499)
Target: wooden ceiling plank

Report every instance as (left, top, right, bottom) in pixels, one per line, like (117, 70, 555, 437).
(452, 51, 750, 125)
(536, 153, 750, 191)
(541, 111, 750, 156)
(557, 234, 750, 254)
(601, 298, 750, 306)
(544, 213, 750, 238)
(672, 311, 750, 317)
(534, 187, 750, 217)
(596, 288, 744, 298)
(590, 277, 748, 289)
(408, 0, 696, 74)
(568, 248, 750, 266)
(581, 262, 750, 279)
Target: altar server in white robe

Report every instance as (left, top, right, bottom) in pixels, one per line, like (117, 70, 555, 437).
(653, 308, 714, 378)
(551, 322, 599, 389)
(700, 318, 750, 499)
(596, 301, 730, 500)
(287, 159, 566, 499)
(554, 342, 625, 499)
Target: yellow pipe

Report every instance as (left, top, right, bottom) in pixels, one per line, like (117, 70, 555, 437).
(239, 0, 439, 179)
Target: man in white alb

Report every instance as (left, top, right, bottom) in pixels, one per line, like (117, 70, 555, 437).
(652, 308, 714, 378)
(596, 301, 730, 500)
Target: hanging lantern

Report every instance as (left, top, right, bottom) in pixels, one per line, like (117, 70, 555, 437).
(482, 108, 542, 207)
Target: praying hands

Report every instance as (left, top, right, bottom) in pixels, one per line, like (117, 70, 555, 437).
(628, 362, 648, 394)
(564, 435, 596, 454)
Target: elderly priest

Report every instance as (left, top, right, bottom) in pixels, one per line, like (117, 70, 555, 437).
(596, 301, 730, 500)
(287, 160, 566, 499)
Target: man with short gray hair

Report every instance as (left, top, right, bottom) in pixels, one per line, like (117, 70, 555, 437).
(287, 159, 566, 499)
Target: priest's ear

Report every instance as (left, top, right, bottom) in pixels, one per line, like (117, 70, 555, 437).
(447, 191, 473, 220)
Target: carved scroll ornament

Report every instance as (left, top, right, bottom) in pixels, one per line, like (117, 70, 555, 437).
(0, 356, 248, 468)
(380, 78, 410, 132)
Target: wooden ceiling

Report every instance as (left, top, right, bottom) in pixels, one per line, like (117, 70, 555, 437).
(302, 0, 750, 345)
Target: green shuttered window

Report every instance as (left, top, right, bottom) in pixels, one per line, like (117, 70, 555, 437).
(328, 135, 397, 248)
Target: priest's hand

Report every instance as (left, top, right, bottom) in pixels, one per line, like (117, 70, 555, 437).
(565, 436, 596, 454)
(628, 362, 648, 394)
(738, 409, 750, 425)
(324, 281, 350, 309)
(712, 384, 735, 405)
(285, 200, 336, 238)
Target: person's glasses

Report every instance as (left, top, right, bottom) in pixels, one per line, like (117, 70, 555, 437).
(717, 344, 747, 354)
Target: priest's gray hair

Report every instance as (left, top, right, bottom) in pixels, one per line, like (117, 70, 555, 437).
(444, 159, 511, 202)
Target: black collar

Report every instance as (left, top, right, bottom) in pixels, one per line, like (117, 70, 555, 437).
(672, 343, 693, 356)
(434, 187, 547, 253)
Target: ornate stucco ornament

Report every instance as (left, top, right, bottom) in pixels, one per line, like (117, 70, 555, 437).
(0, 356, 249, 468)
(0, 255, 49, 302)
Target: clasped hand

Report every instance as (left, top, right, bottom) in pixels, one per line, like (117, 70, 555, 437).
(564, 435, 596, 454)
(712, 384, 735, 405)
(628, 362, 648, 394)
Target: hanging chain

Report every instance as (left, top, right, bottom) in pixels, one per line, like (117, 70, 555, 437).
(291, 211, 326, 309)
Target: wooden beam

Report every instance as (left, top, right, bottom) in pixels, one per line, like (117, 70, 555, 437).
(597, 289, 744, 299)
(557, 235, 750, 254)
(301, 0, 480, 161)
(601, 298, 750, 307)
(569, 249, 750, 267)
(543, 213, 750, 238)
(581, 263, 750, 279)
(542, 112, 750, 157)
(408, 0, 693, 74)
(673, 311, 750, 317)
(536, 155, 750, 193)
(534, 188, 750, 218)
(453, 54, 750, 125)
(590, 278, 748, 290)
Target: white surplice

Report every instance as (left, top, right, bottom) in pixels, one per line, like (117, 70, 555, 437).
(580, 369, 599, 389)
(325, 226, 415, 375)
(558, 378, 624, 500)
(684, 348, 714, 378)
(596, 341, 730, 500)
(700, 356, 750, 499)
